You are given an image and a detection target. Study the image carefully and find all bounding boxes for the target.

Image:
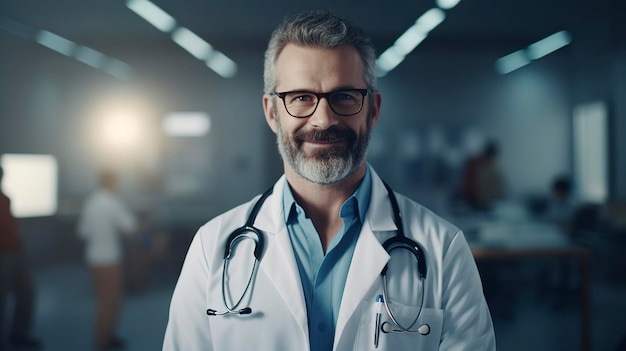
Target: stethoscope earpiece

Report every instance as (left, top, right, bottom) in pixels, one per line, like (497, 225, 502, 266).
(207, 307, 252, 316)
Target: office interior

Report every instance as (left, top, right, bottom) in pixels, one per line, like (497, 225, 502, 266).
(1, 0, 625, 350)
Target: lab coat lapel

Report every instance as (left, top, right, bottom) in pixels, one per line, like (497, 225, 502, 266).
(334, 170, 397, 346)
(254, 178, 309, 337)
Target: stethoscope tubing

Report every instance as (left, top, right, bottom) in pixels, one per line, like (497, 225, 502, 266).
(381, 272, 426, 334)
(207, 188, 273, 317)
(208, 181, 430, 336)
(380, 181, 429, 334)
(220, 258, 260, 314)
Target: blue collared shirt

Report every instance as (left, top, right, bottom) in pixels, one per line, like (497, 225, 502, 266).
(282, 169, 372, 351)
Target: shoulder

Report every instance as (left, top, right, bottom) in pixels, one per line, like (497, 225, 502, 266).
(393, 192, 464, 255)
(187, 192, 273, 268)
(368, 166, 461, 242)
(197, 177, 285, 237)
(194, 192, 269, 242)
(397, 193, 460, 234)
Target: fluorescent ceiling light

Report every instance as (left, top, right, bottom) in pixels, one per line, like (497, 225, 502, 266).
(436, 0, 462, 10)
(415, 8, 446, 34)
(375, 7, 447, 76)
(124, 1, 237, 78)
(495, 30, 572, 74)
(162, 112, 211, 137)
(74, 46, 106, 69)
(526, 30, 572, 60)
(172, 27, 214, 60)
(393, 26, 428, 56)
(206, 51, 238, 78)
(495, 50, 530, 74)
(35, 30, 76, 56)
(102, 58, 134, 80)
(3, 17, 132, 80)
(125, 0, 176, 32)
(376, 47, 405, 74)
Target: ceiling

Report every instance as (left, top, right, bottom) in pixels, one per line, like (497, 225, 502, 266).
(1, 0, 624, 90)
(1, 0, 612, 55)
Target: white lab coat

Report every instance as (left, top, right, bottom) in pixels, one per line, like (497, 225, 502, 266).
(163, 169, 496, 350)
(77, 189, 137, 265)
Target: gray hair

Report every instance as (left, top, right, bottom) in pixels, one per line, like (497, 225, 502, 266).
(263, 10, 377, 94)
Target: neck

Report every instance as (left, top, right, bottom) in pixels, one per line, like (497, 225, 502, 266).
(284, 163, 366, 252)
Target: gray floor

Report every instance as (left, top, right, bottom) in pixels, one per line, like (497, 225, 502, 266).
(14, 258, 626, 351)
(31, 263, 173, 351)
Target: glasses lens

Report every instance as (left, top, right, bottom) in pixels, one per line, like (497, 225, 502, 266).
(283, 92, 318, 117)
(329, 90, 364, 116)
(280, 90, 366, 117)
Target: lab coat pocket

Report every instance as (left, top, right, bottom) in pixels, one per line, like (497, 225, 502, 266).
(355, 301, 443, 351)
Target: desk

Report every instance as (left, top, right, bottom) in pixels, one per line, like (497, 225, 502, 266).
(460, 219, 591, 351)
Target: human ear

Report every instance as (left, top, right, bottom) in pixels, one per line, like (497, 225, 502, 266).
(262, 94, 278, 134)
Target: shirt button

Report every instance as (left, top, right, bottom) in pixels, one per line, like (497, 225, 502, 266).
(318, 323, 327, 332)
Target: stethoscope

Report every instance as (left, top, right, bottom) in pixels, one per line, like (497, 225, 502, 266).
(205, 186, 273, 317)
(378, 181, 430, 337)
(206, 181, 430, 337)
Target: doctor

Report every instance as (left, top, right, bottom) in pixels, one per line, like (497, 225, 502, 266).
(163, 10, 496, 351)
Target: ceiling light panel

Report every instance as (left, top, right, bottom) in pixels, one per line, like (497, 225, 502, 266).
(125, 0, 177, 32)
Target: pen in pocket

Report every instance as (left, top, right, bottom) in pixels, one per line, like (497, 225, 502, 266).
(374, 294, 384, 348)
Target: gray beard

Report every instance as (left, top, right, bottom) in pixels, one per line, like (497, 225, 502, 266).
(275, 121, 369, 185)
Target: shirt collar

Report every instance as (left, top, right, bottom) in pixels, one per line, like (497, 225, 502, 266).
(282, 168, 372, 224)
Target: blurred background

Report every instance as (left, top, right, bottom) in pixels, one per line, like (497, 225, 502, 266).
(1, 0, 625, 350)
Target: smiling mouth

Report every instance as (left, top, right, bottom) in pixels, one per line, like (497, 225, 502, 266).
(306, 139, 346, 145)
(295, 126, 356, 150)
(301, 138, 351, 153)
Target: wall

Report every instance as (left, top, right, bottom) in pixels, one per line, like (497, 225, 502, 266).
(1, 21, 625, 263)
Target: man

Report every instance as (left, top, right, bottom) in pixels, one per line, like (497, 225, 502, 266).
(164, 10, 495, 350)
(0, 165, 41, 350)
(460, 141, 506, 211)
(78, 170, 137, 350)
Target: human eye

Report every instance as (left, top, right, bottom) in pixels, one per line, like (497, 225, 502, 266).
(330, 91, 359, 103)
(286, 92, 316, 104)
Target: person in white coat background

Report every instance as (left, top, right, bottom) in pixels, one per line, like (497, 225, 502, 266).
(163, 10, 496, 351)
(78, 170, 138, 350)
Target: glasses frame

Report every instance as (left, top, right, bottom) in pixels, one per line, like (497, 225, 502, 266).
(272, 88, 370, 118)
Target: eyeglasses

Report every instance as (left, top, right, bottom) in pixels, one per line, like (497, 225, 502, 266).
(272, 89, 369, 118)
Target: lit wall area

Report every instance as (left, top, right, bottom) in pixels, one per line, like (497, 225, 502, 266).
(1, 153, 58, 218)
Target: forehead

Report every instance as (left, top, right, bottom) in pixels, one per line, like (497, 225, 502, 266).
(275, 44, 366, 91)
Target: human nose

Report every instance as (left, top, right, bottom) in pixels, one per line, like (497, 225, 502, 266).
(308, 97, 340, 129)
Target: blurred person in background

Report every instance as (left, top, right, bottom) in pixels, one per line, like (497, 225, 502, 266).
(78, 170, 137, 350)
(164, 10, 494, 351)
(538, 175, 578, 309)
(0, 165, 41, 350)
(545, 175, 575, 232)
(460, 140, 506, 212)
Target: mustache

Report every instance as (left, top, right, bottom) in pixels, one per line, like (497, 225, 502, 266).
(294, 126, 357, 144)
